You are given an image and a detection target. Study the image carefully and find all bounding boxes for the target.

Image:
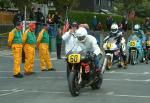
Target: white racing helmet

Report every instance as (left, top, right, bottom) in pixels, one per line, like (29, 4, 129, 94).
(75, 27, 88, 42)
(111, 24, 119, 34)
(134, 24, 140, 32)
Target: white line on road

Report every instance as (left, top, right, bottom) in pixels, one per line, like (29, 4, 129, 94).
(0, 89, 24, 97)
(1, 70, 150, 75)
(0, 76, 150, 82)
(22, 90, 150, 98)
(1, 89, 150, 98)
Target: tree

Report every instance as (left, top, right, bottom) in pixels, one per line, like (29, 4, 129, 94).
(0, 0, 11, 9)
(114, 0, 150, 17)
(52, 0, 79, 14)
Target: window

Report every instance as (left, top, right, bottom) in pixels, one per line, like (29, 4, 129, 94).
(96, 0, 99, 4)
(96, 0, 101, 6)
(99, 0, 101, 6)
(108, 0, 112, 7)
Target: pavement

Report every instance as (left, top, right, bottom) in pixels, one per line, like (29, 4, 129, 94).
(0, 49, 150, 103)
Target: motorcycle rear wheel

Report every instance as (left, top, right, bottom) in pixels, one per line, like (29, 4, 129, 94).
(91, 73, 103, 90)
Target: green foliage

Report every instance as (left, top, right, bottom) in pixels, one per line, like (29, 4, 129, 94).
(0, 0, 11, 8)
(52, 0, 79, 14)
(68, 11, 144, 30)
(114, 0, 150, 17)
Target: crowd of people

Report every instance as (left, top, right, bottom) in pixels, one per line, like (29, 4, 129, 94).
(91, 15, 129, 32)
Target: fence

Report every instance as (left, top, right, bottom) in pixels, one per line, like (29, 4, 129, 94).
(0, 12, 14, 24)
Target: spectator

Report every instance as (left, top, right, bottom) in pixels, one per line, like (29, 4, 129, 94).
(62, 22, 78, 54)
(144, 17, 150, 32)
(29, 7, 36, 21)
(118, 22, 125, 35)
(92, 15, 97, 30)
(35, 8, 45, 35)
(46, 14, 53, 24)
(82, 23, 95, 36)
(121, 15, 128, 31)
(96, 22, 103, 31)
(13, 10, 24, 26)
(54, 12, 61, 25)
(56, 28, 63, 59)
(106, 16, 113, 31)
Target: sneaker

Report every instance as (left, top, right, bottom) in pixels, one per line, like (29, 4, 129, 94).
(47, 68, 56, 71)
(13, 73, 24, 78)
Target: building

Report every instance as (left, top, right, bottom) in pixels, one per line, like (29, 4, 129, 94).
(74, 0, 114, 12)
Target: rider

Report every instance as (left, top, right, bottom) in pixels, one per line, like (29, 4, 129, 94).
(104, 23, 127, 68)
(74, 27, 103, 72)
(132, 24, 146, 62)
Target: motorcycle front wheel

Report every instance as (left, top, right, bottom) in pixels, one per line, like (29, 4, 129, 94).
(68, 71, 80, 97)
(131, 51, 137, 65)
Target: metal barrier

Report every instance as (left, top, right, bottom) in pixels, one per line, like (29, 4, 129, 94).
(0, 24, 14, 34)
(48, 24, 59, 37)
(0, 24, 13, 48)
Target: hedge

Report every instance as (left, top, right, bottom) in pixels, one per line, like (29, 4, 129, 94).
(68, 11, 144, 31)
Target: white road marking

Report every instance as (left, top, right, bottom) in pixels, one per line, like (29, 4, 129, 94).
(107, 71, 150, 75)
(0, 89, 150, 98)
(0, 70, 150, 75)
(0, 89, 24, 97)
(106, 92, 114, 95)
(20, 90, 150, 98)
(0, 50, 12, 56)
(0, 76, 150, 82)
(0, 89, 18, 92)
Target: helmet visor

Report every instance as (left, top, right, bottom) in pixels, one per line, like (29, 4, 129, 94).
(77, 36, 86, 41)
(111, 29, 118, 33)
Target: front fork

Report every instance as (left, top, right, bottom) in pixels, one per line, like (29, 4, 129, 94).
(78, 66, 82, 84)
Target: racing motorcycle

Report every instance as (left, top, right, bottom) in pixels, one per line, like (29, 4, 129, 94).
(127, 34, 144, 65)
(102, 37, 124, 72)
(145, 35, 150, 63)
(66, 50, 103, 97)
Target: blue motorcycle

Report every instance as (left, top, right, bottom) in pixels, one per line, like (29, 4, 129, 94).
(145, 35, 150, 63)
(127, 34, 144, 65)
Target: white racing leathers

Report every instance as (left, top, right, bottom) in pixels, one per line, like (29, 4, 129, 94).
(104, 31, 127, 64)
(73, 35, 103, 70)
(74, 35, 102, 56)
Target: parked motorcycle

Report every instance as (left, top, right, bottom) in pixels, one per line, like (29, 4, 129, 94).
(66, 50, 103, 97)
(102, 37, 124, 72)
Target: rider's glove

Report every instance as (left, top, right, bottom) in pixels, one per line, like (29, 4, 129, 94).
(89, 53, 97, 61)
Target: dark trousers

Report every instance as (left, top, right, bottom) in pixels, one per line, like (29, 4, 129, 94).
(56, 43, 62, 58)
